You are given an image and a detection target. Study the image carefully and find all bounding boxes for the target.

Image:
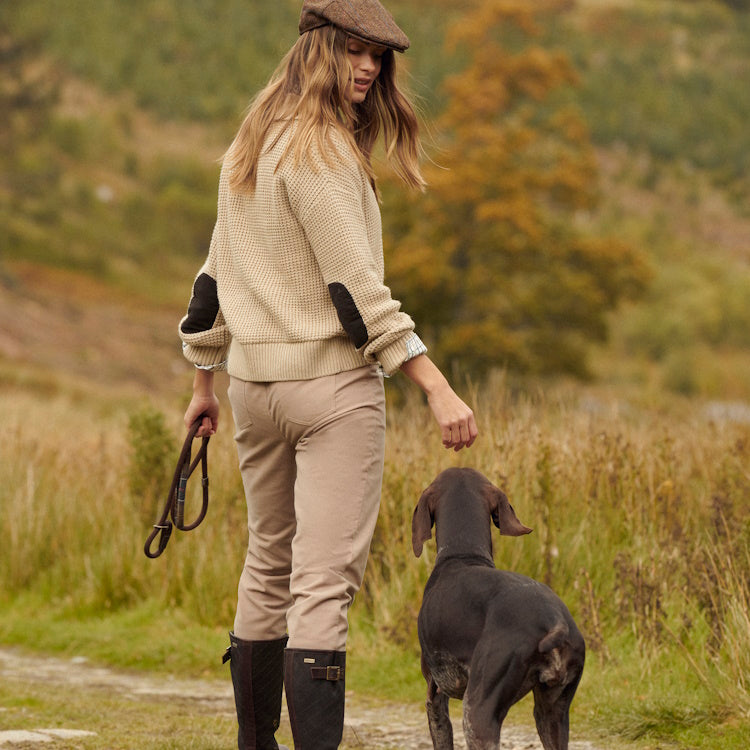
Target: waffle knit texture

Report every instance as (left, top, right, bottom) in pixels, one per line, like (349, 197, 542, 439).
(179, 123, 424, 381)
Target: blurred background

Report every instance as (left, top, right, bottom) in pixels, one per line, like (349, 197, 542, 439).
(2, 0, 750, 399)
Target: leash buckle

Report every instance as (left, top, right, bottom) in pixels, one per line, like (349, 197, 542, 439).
(144, 522, 173, 559)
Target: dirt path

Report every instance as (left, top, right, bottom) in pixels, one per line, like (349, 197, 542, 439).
(0, 648, 600, 749)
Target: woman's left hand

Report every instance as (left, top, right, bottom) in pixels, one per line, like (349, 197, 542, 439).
(185, 369, 220, 437)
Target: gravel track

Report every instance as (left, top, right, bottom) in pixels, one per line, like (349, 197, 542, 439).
(0, 648, 601, 749)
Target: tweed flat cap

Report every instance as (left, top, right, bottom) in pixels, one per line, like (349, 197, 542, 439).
(299, 0, 410, 52)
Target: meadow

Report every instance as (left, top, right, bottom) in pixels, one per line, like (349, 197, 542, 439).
(1, 374, 748, 748)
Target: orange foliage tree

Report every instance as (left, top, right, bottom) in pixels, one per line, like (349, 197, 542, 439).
(382, 0, 650, 377)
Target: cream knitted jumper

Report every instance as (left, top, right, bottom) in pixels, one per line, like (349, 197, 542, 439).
(179, 123, 425, 381)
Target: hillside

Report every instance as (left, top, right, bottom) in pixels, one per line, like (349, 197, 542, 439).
(3, 0, 750, 398)
(1, 72, 225, 400)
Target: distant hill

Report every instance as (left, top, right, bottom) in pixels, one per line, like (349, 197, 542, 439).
(3, 0, 750, 397)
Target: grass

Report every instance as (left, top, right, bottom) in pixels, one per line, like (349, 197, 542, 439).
(0, 674, 239, 750)
(1, 377, 749, 748)
(0, 597, 229, 677)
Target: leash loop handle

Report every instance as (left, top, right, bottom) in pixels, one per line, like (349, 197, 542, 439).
(144, 418, 210, 559)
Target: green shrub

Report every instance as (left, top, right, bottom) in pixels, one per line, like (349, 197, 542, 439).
(127, 406, 177, 525)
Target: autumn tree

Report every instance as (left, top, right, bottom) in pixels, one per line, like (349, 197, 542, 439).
(383, 0, 650, 377)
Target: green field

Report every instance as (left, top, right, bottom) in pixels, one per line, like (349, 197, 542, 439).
(1, 379, 749, 748)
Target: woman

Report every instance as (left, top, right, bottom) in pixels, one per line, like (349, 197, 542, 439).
(179, 1, 478, 748)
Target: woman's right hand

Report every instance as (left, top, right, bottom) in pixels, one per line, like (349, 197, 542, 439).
(399, 354, 478, 451)
(425, 381, 478, 452)
(185, 369, 220, 437)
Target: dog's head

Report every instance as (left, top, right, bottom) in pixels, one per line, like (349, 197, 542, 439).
(412, 468, 532, 557)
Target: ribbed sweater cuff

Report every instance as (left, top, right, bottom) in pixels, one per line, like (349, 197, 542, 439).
(377, 334, 426, 376)
(182, 343, 228, 371)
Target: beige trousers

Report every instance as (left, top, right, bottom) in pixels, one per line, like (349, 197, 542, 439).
(228, 365, 386, 651)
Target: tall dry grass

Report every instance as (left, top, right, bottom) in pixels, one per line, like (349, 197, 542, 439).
(371, 381, 749, 677)
(1, 391, 247, 625)
(1, 377, 749, 727)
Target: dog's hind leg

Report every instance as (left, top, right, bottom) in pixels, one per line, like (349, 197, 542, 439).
(462, 645, 530, 750)
(425, 673, 454, 750)
(532, 673, 581, 750)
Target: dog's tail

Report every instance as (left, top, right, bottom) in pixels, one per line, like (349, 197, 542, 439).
(538, 622, 568, 654)
(537, 623, 571, 686)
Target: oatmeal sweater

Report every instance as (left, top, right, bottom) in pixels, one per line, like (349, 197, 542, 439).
(179, 124, 425, 381)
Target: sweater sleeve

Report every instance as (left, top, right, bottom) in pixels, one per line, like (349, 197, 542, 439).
(178, 169, 232, 371)
(285, 139, 424, 375)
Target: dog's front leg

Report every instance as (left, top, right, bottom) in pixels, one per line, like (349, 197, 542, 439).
(424, 667, 453, 750)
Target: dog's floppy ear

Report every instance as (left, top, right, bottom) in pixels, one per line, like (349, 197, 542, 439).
(412, 486, 436, 557)
(486, 484, 532, 537)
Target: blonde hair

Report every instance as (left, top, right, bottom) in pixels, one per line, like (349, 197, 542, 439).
(224, 25, 425, 193)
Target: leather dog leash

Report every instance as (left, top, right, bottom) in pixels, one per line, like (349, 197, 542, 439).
(144, 418, 210, 559)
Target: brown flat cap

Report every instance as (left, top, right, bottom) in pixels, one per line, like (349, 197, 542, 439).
(299, 0, 410, 52)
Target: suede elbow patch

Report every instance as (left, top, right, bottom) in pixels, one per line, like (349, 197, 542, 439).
(181, 273, 220, 334)
(328, 282, 368, 349)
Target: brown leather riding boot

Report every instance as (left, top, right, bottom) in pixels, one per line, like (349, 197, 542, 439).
(283, 649, 346, 749)
(224, 632, 289, 750)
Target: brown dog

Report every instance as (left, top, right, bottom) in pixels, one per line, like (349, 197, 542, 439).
(412, 468, 585, 750)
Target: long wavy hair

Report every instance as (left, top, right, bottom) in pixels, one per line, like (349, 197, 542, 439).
(224, 25, 425, 193)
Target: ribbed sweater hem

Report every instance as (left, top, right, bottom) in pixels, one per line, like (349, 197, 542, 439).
(227, 339, 372, 382)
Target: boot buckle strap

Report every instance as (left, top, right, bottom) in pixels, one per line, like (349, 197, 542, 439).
(310, 665, 344, 681)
